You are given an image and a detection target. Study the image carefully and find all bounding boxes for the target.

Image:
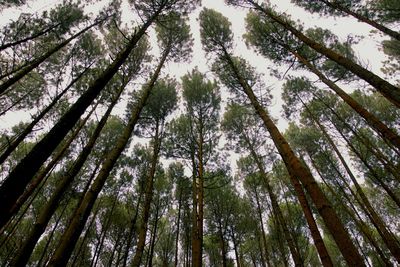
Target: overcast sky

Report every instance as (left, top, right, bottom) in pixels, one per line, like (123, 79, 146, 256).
(0, 0, 389, 131)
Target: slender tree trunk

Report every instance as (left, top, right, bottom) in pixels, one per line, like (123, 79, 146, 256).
(122, 191, 143, 267)
(320, 0, 400, 41)
(6, 102, 96, 227)
(222, 49, 365, 266)
(130, 123, 162, 267)
(231, 230, 241, 267)
(148, 197, 161, 267)
(0, 8, 163, 226)
(291, 49, 400, 150)
(0, 88, 34, 117)
(47, 51, 167, 267)
(247, 0, 400, 108)
(254, 189, 275, 267)
(0, 22, 61, 51)
(92, 194, 119, 267)
(0, 63, 92, 165)
(218, 222, 227, 267)
(244, 134, 304, 267)
(192, 127, 205, 267)
(0, 18, 106, 95)
(174, 188, 183, 267)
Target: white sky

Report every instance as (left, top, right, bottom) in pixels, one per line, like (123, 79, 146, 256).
(0, 0, 389, 130)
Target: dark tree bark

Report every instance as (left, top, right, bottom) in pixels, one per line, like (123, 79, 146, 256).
(0, 63, 92, 165)
(0, 8, 163, 229)
(221, 48, 365, 266)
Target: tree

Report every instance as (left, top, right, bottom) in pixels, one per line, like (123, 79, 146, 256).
(200, 8, 365, 266)
(227, 0, 400, 108)
(0, 0, 195, 230)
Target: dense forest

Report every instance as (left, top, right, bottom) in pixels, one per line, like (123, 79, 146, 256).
(0, 0, 399, 266)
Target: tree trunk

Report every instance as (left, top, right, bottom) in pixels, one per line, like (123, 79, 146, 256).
(0, 8, 163, 226)
(174, 188, 183, 267)
(231, 230, 241, 267)
(122, 191, 143, 267)
(218, 222, 227, 267)
(192, 126, 205, 267)
(247, 0, 400, 108)
(222, 48, 365, 266)
(6, 102, 97, 227)
(148, 197, 161, 267)
(244, 134, 304, 267)
(47, 48, 168, 267)
(0, 63, 92, 165)
(254, 189, 275, 267)
(130, 125, 162, 267)
(320, 0, 400, 41)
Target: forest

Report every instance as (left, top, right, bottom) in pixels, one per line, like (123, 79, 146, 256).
(0, 0, 399, 266)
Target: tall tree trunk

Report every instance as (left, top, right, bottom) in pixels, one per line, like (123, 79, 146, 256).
(148, 198, 162, 267)
(47, 49, 168, 267)
(222, 49, 365, 266)
(230, 230, 241, 267)
(174, 188, 183, 267)
(243, 134, 304, 267)
(0, 8, 163, 229)
(246, 0, 400, 108)
(254, 189, 276, 267)
(0, 17, 106, 94)
(192, 126, 205, 267)
(130, 122, 163, 267)
(6, 102, 97, 226)
(218, 221, 227, 267)
(122, 190, 143, 267)
(0, 63, 92, 165)
(320, 0, 400, 41)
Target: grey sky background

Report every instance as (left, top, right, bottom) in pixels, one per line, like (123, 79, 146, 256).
(0, 0, 389, 131)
